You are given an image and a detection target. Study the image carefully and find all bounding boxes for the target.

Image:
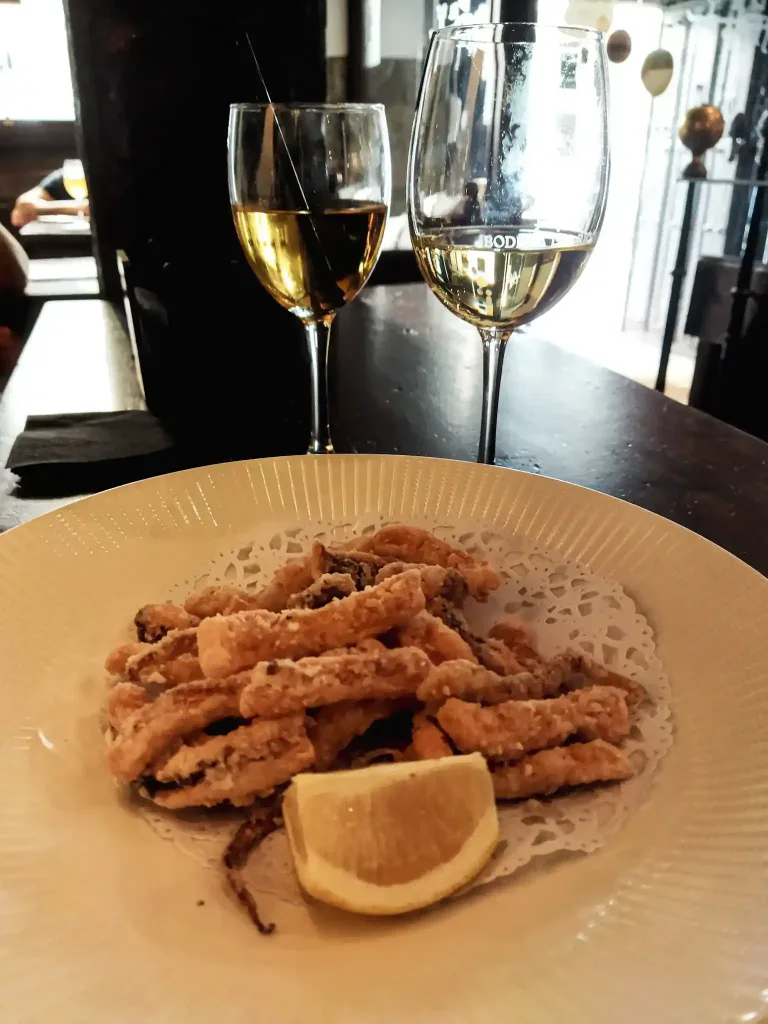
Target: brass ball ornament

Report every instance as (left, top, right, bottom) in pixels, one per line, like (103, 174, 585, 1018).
(641, 49, 674, 97)
(678, 105, 725, 179)
(606, 29, 631, 64)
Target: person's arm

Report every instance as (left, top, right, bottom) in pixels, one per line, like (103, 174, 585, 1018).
(12, 186, 49, 227)
(0, 222, 29, 294)
(11, 186, 88, 227)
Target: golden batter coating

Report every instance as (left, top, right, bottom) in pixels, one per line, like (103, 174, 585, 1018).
(134, 602, 199, 643)
(408, 712, 454, 760)
(286, 572, 357, 610)
(183, 585, 263, 619)
(395, 609, 477, 665)
(239, 647, 432, 718)
(105, 682, 152, 728)
(492, 740, 633, 799)
(309, 700, 400, 771)
(251, 558, 316, 612)
(197, 569, 425, 678)
(418, 651, 646, 709)
(375, 562, 469, 608)
(317, 638, 388, 658)
(142, 716, 314, 809)
(488, 617, 542, 669)
(105, 641, 151, 676)
(437, 685, 630, 761)
(417, 660, 546, 705)
(124, 628, 203, 687)
(310, 542, 388, 589)
(557, 651, 647, 706)
(107, 676, 247, 783)
(433, 606, 527, 675)
(354, 525, 500, 601)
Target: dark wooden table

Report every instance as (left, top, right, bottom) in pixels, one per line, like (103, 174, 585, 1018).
(18, 217, 93, 260)
(2, 288, 767, 575)
(0, 300, 143, 531)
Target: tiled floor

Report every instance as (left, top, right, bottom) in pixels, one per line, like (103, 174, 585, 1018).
(527, 271, 698, 407)
(527, 321, 697, 405)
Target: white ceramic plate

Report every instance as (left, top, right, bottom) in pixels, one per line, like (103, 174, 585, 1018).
(1, 455, 767, 1024)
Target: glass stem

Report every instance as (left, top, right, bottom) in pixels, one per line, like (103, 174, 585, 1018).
(304, 316, 335, 455)
(477, 327, 511, 465)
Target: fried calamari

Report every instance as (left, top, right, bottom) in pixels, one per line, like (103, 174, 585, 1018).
(437, 686, 630, 761)
(239, 647, 431, 718)
(102, 521, 645, 936)
(197, 569, 425, 678)
(492, 739, 633, 799)
(142, 715, 314, 809)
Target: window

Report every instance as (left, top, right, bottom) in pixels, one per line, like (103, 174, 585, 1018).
(0, 0, 75, 121)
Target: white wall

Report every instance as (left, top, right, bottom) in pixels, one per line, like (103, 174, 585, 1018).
(380, 0, 430, 59)
(326, 0, 428, 66)
(533, 1, 664, 342)
(326, 0, 348, 58)
(625, 9, 758, 333)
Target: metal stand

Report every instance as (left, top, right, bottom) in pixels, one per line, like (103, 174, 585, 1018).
(656, 105, 724, 393)
(655, 180, 698, 392)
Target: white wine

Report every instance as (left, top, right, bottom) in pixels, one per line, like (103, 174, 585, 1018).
(232, 201, 387, 321)
(63, 177, 88, 202)
(413, 228, 594, 330)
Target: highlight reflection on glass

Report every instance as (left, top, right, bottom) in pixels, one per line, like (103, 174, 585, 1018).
(228, 104, 391, 455)
(408, 24, 610, 464)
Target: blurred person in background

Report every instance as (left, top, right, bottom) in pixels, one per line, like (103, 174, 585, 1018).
(12, 168, 89, 227)
(0, 222, 28, 295)
(0, 222, 29, 376)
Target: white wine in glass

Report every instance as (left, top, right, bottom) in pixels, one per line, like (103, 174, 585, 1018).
(62, 158, 88, 203)
(408, 24, 609, 464)
(232, 203, 387, 321)
(228, 104, 391, 454)
(411, 228, 594, 329)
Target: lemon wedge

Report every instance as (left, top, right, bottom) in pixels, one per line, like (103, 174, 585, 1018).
(283, 753, 499, 915)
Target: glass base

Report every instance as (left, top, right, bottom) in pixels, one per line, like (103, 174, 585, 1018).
(307, 438, 335, 455)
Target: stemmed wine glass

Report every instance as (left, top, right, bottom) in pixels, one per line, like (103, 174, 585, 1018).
(62, 157, 88, 217)
(228, 103, 391, 454)
(408, 24, 609, 464)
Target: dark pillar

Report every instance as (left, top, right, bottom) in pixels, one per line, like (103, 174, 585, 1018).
(62, 0, 329, 461)
(490, 0, 538, 21)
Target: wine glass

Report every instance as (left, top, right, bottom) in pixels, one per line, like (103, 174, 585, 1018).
(408, 24, 609, 464)
(228, 103, 391, 454)
(62, 158, 88, 216)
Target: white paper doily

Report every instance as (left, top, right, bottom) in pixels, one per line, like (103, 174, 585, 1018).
(131, 513, 673, 904)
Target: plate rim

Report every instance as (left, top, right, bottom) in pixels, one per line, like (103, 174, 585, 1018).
(2, 452, 766, 590)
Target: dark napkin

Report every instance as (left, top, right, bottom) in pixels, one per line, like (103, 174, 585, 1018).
(6, 410, 182, 496)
